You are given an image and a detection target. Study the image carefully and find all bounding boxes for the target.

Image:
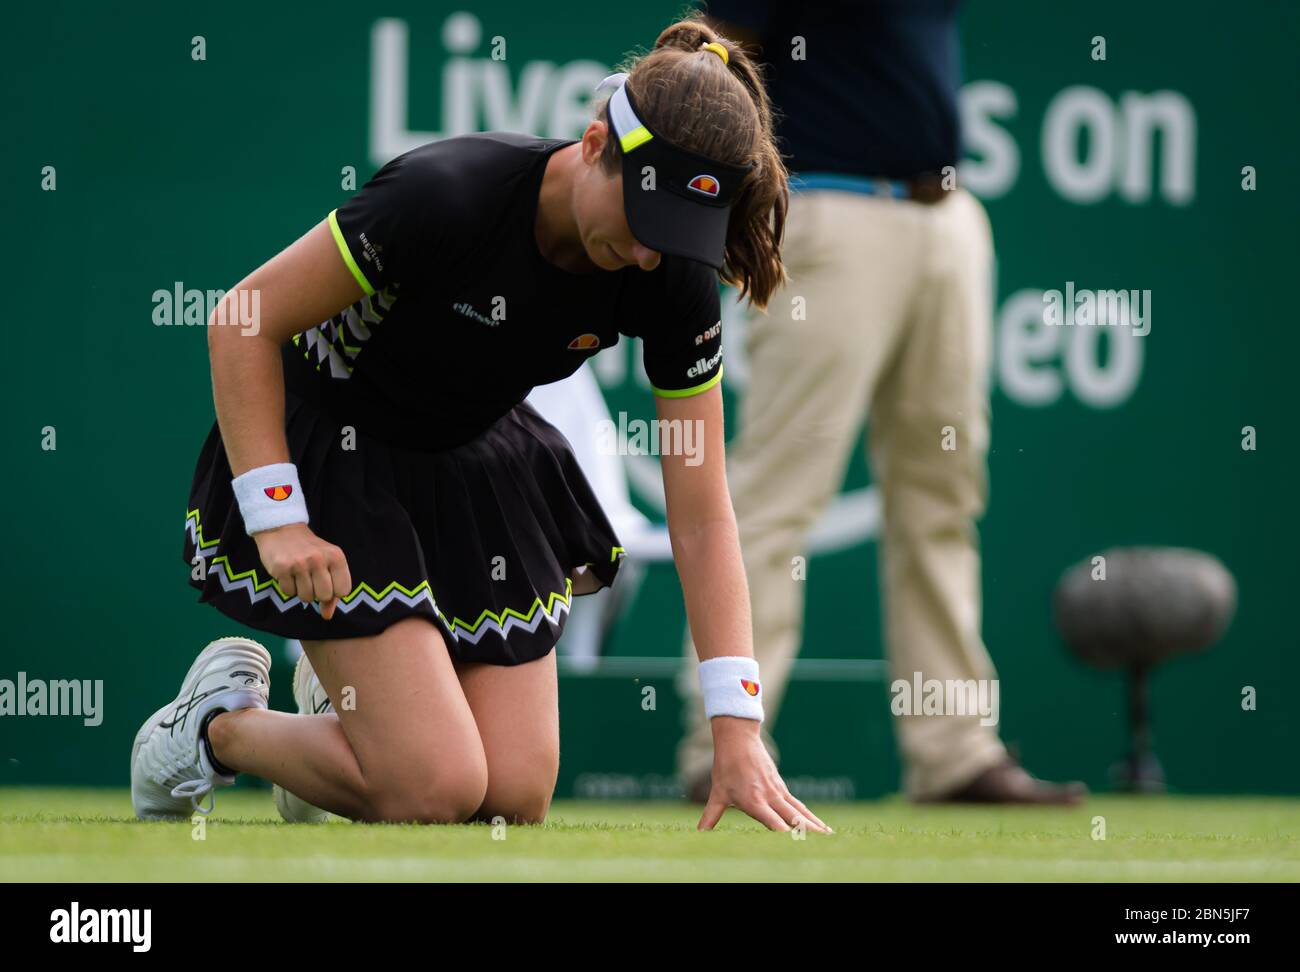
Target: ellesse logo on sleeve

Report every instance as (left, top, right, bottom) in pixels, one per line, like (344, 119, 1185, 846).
(687, 347, 723, 378)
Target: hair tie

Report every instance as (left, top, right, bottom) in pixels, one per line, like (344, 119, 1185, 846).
(701, 41, 729, 66)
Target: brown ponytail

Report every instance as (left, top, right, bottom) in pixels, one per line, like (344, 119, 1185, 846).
(596, 15, 788, 310)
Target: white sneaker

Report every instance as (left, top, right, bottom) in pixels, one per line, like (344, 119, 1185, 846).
(272, 652, 334, 823)
(131, 636, 271, 820)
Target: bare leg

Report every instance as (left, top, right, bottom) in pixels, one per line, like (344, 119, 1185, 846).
(455, 651, 560, 824)
(207, 617, 488, 823)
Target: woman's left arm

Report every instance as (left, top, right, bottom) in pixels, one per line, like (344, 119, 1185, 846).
(656, 386, 831, 834)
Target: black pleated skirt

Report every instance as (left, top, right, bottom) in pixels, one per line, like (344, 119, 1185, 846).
(182, 391, 625, 665)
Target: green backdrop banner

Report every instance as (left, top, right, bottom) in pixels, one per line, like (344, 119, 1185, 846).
(2, 2, 1295, 796)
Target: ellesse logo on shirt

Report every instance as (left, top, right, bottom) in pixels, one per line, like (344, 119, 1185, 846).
(687, 347, 723, 378)
(568, 333, 600, 350)
(451, 301, 499, 327)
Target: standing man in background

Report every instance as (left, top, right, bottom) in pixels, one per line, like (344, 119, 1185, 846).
(679, 0, 1086, 804)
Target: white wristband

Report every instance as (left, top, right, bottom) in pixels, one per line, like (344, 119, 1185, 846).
(231, 462, 309, 536)
(699, 656, 764, 723)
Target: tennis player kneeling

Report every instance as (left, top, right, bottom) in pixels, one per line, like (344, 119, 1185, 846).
(131, 17, 830, 833)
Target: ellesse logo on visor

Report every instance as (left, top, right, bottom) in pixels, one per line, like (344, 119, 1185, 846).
(264, 485, 293, 501)
(687, 174, 720, 197)
(568, 334, 600, 350)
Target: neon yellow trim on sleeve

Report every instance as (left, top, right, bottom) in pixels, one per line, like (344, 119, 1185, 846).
(651, 364, 724, 399)
(328, 209, 376, 297)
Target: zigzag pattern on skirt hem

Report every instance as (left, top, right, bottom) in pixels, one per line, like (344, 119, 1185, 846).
(185, 508, 598, 647)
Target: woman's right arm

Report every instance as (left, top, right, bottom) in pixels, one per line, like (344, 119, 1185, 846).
(205, 220, 365, 619)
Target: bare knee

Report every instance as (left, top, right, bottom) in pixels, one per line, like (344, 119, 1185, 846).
(475, 796, 552, 825)
(475, 767, 558, 825)
(365, 758, 489, 825)
(477, 791, 553, 825)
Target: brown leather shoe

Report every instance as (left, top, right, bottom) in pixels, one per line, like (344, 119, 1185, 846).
(919, 758, 1088, 806)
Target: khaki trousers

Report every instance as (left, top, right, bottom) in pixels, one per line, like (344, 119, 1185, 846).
(676, 187, 1006, 799)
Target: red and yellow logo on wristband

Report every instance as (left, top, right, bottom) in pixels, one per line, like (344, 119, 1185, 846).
(740, 679, 760, 697)
(264, 485, 294, 501)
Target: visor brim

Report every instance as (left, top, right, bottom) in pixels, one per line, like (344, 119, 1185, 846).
(620, 155, 731, 269)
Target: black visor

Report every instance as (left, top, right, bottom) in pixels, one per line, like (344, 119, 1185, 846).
(605, 79, 753, 269)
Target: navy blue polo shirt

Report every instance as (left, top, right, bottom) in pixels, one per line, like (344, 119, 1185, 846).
(703, 0, 964, 180)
